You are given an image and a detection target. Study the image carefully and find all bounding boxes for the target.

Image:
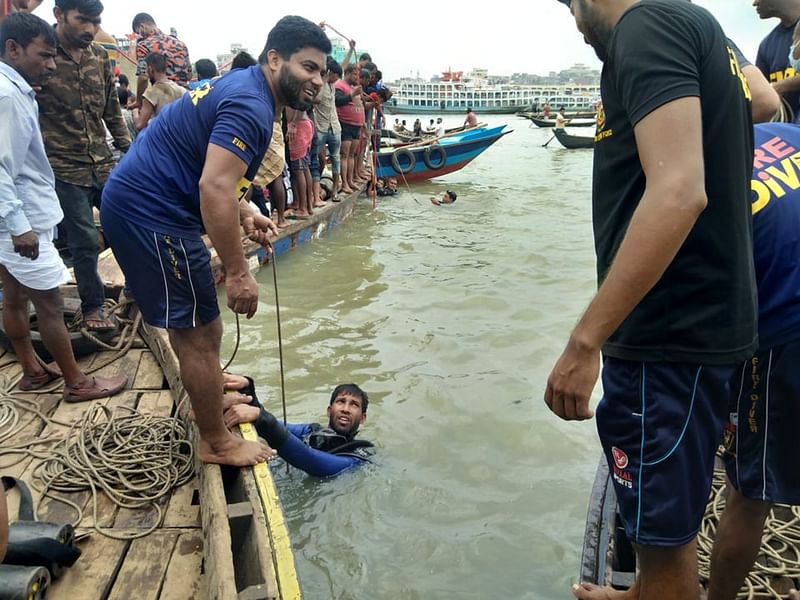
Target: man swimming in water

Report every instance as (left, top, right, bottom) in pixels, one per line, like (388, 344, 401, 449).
(223, 376, 374, 477)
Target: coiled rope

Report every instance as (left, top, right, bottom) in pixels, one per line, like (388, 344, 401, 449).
(0, 298, 194, 540)
(698, 468, 800, 599)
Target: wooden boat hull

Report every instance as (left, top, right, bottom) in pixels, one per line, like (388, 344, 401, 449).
(527, 116, 596, 128)
(376, 126, 511, 183)
(553, 128, 595, 150)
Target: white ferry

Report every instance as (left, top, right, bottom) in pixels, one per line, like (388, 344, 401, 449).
(384, 69, 600, 115)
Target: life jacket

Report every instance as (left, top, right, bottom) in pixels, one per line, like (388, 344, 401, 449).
(302, 424, 374, 462)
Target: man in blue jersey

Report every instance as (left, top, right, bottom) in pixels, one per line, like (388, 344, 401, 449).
(705, 123, 800, 600)
(753, 0, 800, 121)
(550, 1, 755, 600)
(100, 16, 331, 467)
(223, 378, 374, 477)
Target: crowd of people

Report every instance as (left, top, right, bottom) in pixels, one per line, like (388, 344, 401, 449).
(3, 0, 800, 598)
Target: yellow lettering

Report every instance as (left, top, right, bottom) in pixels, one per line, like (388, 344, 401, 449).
(751, 180, 771, 215)
(594, 129, 613, 142)
(236, 177, 252, 201)
(727, 47, 752, 101)
(765, 158, 800, 189)
(189, 85, 212, 106)
(763, 174, 787, 198)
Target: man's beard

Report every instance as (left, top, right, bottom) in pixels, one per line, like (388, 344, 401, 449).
(279, 65, 312, 111)
(575, 0, 611, 63)
(328, 417, 358, 438)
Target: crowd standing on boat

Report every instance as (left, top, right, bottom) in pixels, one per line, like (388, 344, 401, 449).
(549, 1, 800, 600)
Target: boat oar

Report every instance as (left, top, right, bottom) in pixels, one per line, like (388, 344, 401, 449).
(542, 135, 555, 148)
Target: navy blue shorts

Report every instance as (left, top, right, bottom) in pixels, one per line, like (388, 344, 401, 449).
(101, 208, 220, 329)
(597, 357, 737, 546)
(723, 342, 800, 504)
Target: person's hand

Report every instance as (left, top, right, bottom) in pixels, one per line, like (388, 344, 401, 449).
(319, 21, 326, 29)
(352, 85, 362, 97)
(223, 391, 252, 410)
(222, 372, 250, 391)
(225, 269, 259, 318)
(349, 39, 357, 50)
(544, 335, 599, 421)
(224, 403, 261, 429)
(242, 212, 279, 247)
(11, 231, 39, 260)
(430, 197, 439, 205)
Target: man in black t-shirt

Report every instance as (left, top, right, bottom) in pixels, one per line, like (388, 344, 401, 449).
(754, 0, 800, 121)
(548, 2, 755, 599)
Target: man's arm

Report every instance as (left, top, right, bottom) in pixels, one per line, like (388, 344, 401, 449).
(742, 64, 781, 122)
(102, 53, 131, 151)
(340, 39, 356, 71)
(135, 98, 155, 130)
(199, 144, 259, 318)
(0, 97, 32, 237)
(545, 96, 707, 420)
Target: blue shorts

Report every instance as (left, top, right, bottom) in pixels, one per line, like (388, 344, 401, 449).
(723, 342, 800, 504)
(597, 357, 737, 546)
(101, 208, 219, 329)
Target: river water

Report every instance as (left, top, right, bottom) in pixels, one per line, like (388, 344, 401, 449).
(220, 115, 605, 599)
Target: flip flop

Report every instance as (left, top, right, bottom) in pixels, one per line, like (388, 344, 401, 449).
(63, 375, 128, 403)
(19, 362, 62, 391)
(83, 309, 118, 333)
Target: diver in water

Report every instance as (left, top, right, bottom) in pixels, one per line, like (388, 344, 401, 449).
(223, 377, 374, 477)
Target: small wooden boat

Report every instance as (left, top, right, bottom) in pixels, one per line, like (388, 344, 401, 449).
(376, 125, 511, 183)
(527, 116, 596, 128)
(553, 128, 595, 150)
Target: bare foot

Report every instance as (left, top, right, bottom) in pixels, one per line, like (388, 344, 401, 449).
(571, 583, 633, 600)
(277, 219, 292, 229)
(788, 590, 800, 600)
(198, 435, 274, 466)
(313, 201, 326, 208)
(341, 186, 354, 194)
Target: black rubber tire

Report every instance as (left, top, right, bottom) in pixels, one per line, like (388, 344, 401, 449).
(422, 144, 447, 170)
(390, 148, 416, 175)
(0, 297, 114, 361)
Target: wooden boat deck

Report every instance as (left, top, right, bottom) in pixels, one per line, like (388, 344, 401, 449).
(0, 342, 207, 600)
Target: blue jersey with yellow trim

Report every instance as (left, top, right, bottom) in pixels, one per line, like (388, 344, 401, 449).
(103, 65, 275, 239)
(756, 21, 799, 122)
(752, 123, 800, 349)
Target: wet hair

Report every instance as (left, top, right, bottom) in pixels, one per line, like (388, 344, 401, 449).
(132, 12, 155, 31)
(55, 0, 103, 17)
(195, 58, 217, 79)
(258, 15, 332, 63)
(1, 12, 57, 56)
(231, 51, 257, 70)
(329, 384, 369, 413)
(145, 52, 167, 73)
(326, 57, 342, 77)
(118, 73, 129, 86)
(446, 190, 457, 201)
(466, 106, 473, 112)
(358, 52, 371, 62)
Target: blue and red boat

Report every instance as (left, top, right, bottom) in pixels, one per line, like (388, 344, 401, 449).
(376, 125, 512, 183)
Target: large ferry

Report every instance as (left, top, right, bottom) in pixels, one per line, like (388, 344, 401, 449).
(385, 69, 600, 115)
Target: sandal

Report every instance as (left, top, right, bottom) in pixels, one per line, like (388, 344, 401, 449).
(83, 309, 118, 333)
(63, 375, 128, 403)
(19, 362, 62, 391)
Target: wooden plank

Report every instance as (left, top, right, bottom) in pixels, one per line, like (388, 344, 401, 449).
(48, 532, 130, 600)
(137, 390, 174, 418)
(159, 530, 207, 600)
(199, 462, 240, 600)
(162, 482, 201, 529)
(107, 530, 178, 600)
(133, 351, 166, 390)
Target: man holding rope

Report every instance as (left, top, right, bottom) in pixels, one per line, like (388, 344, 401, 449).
(101, 15, 331, 467)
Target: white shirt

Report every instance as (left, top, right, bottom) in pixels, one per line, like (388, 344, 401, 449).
(0, 62, 64, 235)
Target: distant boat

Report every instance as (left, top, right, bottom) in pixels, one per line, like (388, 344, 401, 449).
(553, 128, 594, 149)
(528, 116, 596, 128)
(376, 125, 511, 183)
(385, 70, 600, 115)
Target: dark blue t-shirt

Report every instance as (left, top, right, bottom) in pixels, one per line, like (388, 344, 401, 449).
(103, 65, 275, 239)
(756, 21, 799, 121)
(751, 123, 800, 348)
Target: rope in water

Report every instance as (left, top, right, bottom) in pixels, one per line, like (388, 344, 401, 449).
(0, 298, 194, 540)
(697, 468, 800, 599)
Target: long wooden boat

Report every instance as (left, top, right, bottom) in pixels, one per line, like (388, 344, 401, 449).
(527, 115, 596, 128)
(0, 189, 364, 599)
(517, 110, 596, 120)
(553, 128, 595, 150)
(375, 125, 511, 183)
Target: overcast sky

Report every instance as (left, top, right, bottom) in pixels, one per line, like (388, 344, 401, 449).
(33, 1, 774, 81)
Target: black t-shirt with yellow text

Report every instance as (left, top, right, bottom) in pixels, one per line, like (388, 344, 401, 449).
(593, 0, 757, 364)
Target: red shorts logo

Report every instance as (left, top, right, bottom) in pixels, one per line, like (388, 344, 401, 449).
(611, 447, 629, 470)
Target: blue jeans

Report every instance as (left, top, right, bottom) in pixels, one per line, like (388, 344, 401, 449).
(316, 127, 341, 176)
(55, 176, 106, 315)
